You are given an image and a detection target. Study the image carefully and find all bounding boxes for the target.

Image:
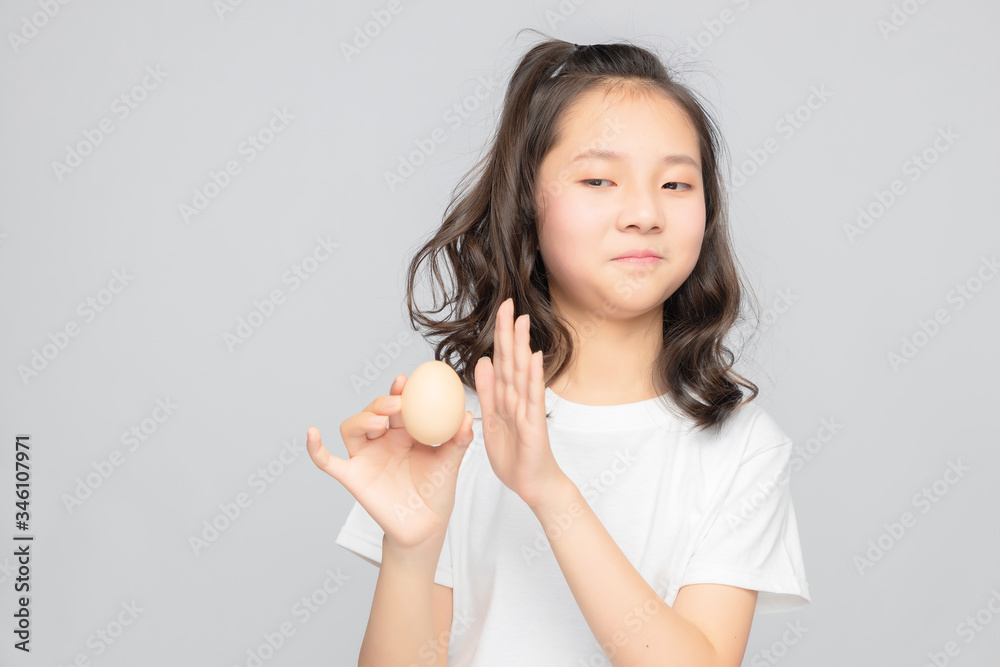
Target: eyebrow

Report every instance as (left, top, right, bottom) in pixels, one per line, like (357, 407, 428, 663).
(568, 148, 701, 170)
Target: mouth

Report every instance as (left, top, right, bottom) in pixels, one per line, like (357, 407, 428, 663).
(612, 256, 662, 265)
(612, 249, 662, 264)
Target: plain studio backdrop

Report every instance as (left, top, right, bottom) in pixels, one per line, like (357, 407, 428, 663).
(1, 1, 998, 665)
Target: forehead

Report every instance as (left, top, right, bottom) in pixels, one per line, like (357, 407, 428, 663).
(548, 85, 701, 164)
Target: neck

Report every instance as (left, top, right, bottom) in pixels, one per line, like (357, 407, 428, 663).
(547, 304, 664, 406)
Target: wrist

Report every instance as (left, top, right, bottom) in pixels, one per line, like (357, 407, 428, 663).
(526, 472, 577, 517)
(382, 532, 446, 572)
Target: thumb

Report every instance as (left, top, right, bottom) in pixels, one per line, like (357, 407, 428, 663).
(442, 411, 474, 454)
(306, 425, 346, 483)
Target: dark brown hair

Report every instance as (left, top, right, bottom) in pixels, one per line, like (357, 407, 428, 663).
(403, 30, 762, 434)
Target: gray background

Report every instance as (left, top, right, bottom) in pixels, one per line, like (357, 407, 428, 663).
(1, 1, 998, 665)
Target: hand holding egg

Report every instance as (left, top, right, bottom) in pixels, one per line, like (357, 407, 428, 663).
(400, 360, 467, 445)
(305, 368, 474, 551)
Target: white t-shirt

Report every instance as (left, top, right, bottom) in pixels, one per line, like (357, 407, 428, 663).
(335, 385, 810, 665)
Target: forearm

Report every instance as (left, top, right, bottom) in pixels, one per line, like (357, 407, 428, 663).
(530, 476, 718, 667)
(358, 534, 445, 667)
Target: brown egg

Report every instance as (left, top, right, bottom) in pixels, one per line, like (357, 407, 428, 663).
(400, 360, 467, 445)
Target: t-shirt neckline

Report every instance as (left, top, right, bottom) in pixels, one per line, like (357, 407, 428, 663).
(544, 386, 682, 431)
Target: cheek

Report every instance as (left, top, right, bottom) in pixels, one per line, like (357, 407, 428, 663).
(548, 193, 598, 228)
(675, 197, 707, 254)
(538, 197, 600, 263)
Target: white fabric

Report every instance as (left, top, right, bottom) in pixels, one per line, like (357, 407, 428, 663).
(335, 385, 810, 665)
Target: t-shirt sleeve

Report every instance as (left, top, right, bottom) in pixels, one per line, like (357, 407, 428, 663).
(679, 409, 810, 614)
(334, 499, 454, 588)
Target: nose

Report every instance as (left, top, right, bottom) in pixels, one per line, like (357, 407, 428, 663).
(615, 181, 664, 233)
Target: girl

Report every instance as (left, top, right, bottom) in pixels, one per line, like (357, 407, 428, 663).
(308, 33, 810, 666)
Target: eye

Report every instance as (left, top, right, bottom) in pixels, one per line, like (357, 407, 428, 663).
(581, 179, 693, 190)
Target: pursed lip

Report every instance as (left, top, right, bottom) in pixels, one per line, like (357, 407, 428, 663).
(612, 249, 662, 259)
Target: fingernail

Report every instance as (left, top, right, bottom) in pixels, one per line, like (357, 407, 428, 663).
(386, 396, 401, 409)
(369, 415, 388, 429)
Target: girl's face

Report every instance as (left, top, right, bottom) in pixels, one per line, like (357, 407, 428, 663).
(534, 87, 706, 323)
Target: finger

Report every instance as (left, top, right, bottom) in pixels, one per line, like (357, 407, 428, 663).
(359, 391, 403, 438)
(387, 373, 406, 429)
(496, 297, 515, 410)
(364, 416, 390, 440)
(441, 410, 474, 453)
(513, 313, 530, 418)
(528, 350, 544, 424)
(307, 425, 347, 482)
(475, 356, 495, 420)
(341, 405, 393, 453)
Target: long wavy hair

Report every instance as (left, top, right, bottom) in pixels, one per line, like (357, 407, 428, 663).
(403, 30, 762, 434)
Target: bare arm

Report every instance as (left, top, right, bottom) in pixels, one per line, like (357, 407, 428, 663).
(432, 583, 453, 667)
(529, 476, 756, 667)
(358, 534, 447, 667)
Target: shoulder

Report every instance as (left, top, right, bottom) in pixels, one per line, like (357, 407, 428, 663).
(717, 399, 793, 462)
